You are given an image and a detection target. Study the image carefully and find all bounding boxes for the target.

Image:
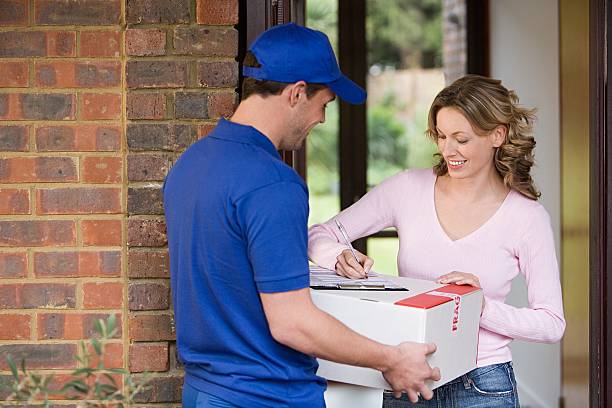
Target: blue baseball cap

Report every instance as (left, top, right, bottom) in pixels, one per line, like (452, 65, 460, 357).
(242, 23, 367, 105)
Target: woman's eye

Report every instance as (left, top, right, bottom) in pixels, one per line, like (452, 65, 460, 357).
(438, 135, 446, 140)
(458, 139, 468, 145)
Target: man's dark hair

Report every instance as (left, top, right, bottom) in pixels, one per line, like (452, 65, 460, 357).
(241, 51, 327, 99)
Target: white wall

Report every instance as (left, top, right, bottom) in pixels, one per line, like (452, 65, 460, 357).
(489, 1, 561, 407)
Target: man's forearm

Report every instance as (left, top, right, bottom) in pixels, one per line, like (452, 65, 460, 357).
(264, 290, 395, 372)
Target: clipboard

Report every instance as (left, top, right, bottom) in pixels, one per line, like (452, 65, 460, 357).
(310, 284, 409, 291)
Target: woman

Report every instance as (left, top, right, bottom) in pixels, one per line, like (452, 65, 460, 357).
(308, 75, 565, 407)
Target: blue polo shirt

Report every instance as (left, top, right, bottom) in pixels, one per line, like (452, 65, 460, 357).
(163, 119, 326, 408)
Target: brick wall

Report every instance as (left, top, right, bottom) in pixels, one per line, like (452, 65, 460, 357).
(0, 0, 238, 405)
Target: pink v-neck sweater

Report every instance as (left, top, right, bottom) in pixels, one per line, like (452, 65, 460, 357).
(308, 168, 565, 367)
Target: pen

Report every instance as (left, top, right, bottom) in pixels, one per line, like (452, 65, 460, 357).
(334, 218, 368, 278)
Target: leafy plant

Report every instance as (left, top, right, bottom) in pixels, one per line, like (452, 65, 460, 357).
(4, 315, 150, 408)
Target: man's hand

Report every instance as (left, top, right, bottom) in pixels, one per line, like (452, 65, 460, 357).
(382, 342, 441, 402)
(335, 249, 374, 279)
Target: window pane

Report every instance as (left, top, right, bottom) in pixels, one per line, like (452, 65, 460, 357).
(367, 238, 399, 277)
(366, 0, 443, 189)
(307, 0, 339, 226)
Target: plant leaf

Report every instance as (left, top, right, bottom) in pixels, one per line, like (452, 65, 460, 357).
(6, 355, 18, 380)
(94, 319, 104, 336)
(91, 338, 102, 356)
(62, 379, 89, 394)
(107, 314, 117, 334)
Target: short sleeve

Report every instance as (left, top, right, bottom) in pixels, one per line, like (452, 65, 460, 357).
(235, 181, 310, 293)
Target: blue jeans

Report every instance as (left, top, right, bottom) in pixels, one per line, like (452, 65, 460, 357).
(182, 382, 240, 408)
(382, 362, 520, 408)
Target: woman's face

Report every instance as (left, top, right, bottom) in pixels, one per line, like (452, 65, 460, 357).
(435, 107, 503, 180)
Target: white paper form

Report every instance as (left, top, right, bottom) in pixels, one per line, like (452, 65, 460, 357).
(309, 265, 406, 290)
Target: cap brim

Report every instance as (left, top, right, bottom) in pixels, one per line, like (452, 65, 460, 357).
(327, 74, 367, 105)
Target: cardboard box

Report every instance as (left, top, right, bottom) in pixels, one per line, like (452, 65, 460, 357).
(312, 275, 482, 391)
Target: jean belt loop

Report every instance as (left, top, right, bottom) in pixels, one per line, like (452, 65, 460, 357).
(462, 374, 471, 389)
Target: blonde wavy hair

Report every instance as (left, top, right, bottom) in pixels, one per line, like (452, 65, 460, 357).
(426, 74, 540, 200)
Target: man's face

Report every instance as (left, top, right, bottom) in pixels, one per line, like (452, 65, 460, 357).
(282, 87, 336, 151)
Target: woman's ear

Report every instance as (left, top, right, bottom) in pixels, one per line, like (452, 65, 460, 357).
(491, 125, 508, 148)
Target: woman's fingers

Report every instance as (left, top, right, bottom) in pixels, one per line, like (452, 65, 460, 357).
(336, 252, 365, 279)
(436, 271, 481, 287)
(335, 249, 372, 279)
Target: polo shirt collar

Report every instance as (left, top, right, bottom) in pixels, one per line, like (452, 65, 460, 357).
(214, 118, 280, 159)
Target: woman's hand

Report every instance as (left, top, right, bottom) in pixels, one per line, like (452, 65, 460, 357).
(436, 271, 481, 287)
(436, 271, 486, 313)
(335, 249, 374, 279)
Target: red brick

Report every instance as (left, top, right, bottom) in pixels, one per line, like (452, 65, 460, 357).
(198, 123, 216, 139)
(129, 342, 168, 372)
(129, 314, 175, 341)
(128, 186, 163, 215)
(83, 282, 123, 309)
(38, 312, 122, 340)
(0, 188, 29, 214)
(0, 283, 76, 308)
(37, 187, 121, 214)
(0, 252, 27, 278)
(35, 0, 120, 25)
(0, 220, 76, 247)
(80, 30, 120, 57)
(126, 28, 166, 56)
(0, 0, 29, 26)
(83, 156, 122, 183)
(0, 126, 29, 151)
(126, 0, 189, 24)
(34, 250, 121, 277)
(174, 27, 238, 56)
(46, 31, 76, 57)
(127, 93, 166, 119)
(0, 31, 45, 57)
(0, 344, 76, 370)
(0, 93, 76, 120)
(129, 281, 169, 310)
(36, 125, 121, 152)
(46, 373, 121, 401)
(35, 61, 120, 88)
(0, 62, 28, 87)
(128, 249, 169, 278)
(81, 93, 121, 120)
(127, 60, 188, 88)
(0, 157, 78, 183)
(0, 314, 30, 340)
(82, 219, 122, 246)
(127, 123, 196, 151)
(127, 154, 169, 181)
(196, 0, 238, 25)
(197, 60, 238, 88)
(35, 61, 77, 87)
(133, 375, 182, 403)
(208, 91, 237, 118)
(127, 219, 167, 247)
(89, 342, 123, 368)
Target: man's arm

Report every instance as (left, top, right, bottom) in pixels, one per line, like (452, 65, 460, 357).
(260, 288, 441, 402)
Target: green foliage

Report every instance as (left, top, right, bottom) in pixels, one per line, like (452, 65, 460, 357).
(366, 0, 442, 68)
(4, 315, 150, 408)
(306, 0, 338, 53)
(307, 100, 339, 195)
(368, 92, 408, 176)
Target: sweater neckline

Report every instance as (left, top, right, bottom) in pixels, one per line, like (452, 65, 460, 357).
(429, 170, 514, 243)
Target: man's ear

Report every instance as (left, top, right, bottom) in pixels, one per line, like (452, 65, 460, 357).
(288, 81, 308, 107)
(491, 125, 508, 148)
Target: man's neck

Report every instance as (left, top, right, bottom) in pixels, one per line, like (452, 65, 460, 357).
(230, 96, 285, 149)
